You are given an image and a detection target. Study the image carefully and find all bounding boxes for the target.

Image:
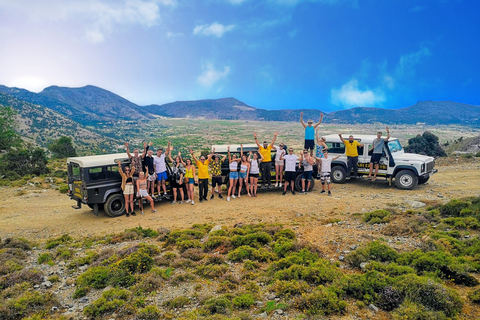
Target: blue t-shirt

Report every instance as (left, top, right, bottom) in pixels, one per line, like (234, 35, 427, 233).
(305, 126, 315, 140)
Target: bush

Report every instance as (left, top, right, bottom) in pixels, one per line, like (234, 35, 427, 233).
(232, 293, 255, 309)
(195, 264, 229, 279)
(37, 253, 53, 265)
(45, 234, 72, 249)
(392, 300, 448, 320)
(125, 226, 159, 238)
(439, 199, 470, 217)
(0, 238, 33, 251)
(83, 288, 131, 317)
(377, 286, 404, 311)
(273, 229, 296, 240)
(294, 286, 347, 315)
(203, 296, 232, 315)
(164, 296, 190, 309)
(337, 271, 392, 303)
(204, 236, 230, 252)
(274, 260, 341, 285)
(136, 305, 162, 320)
(468, 288, 480, 303)
(346, 241, 398, 267)
(0, 291, 57, 320)
(363, 209, 392, 224)
(271, 279, 309, 297)
(0, 269, 43, 290)
(231, 232, 273, 248)
(76, 266, 110, 290)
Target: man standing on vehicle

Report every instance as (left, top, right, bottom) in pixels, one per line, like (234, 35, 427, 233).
(281, 147, 298, 195)
(300, 111, 323, 156)
(154, 142, 171, 199)
(253, 131, 278, 189)
(367, 127, 390, 181)
(190, 148, 214, 203)
(338, 133, 364, 180)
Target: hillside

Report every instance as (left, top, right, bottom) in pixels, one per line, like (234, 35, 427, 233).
(0, 93, 116, 153)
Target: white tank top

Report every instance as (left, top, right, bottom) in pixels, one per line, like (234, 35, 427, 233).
(250, 160, 260, 174)
(240, 164, 248, 172)
(229, 161, 238, 171)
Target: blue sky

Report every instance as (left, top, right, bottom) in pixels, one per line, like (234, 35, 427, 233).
(0, 0, 478, 112)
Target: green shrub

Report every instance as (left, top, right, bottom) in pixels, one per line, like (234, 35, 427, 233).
(439, 199, 470, 217)
(45, 234, 72, 249)
(76, 266, 110, 289)
(164, 296, 190, 309)
(150, 267, 174, 279)
(271, 279, 309, 297)
(0, 269, 43, 290)
(136, 305, 162, 320)
(272, 238, 295, 257)
(117, 248, 155, 274)
(125, 226, 159, 238)
(181, 248, 205, 261)
(0, 248, 26, 275)
(336, 271, 392, 303)
(365, 261, 415, 277)
(83, 288, 131, 317)
(72, 287, 89, 299)
(273, 229, 296, 240)
(55, 247, 73, 260)
(243, 260, 259, 271)
(0, 238, 33, 251)
(166, 229, 206, 246)
(274, 260, 341, 285)
(228, 246, 256, 262)
(59, 184, 69, 193)
(195, 264, 229, 279)
(392, 300, 448, 320)
(232, 293, 255, 309)
(203, 296, 232, 315)
(346, 241, 398, 267)
(231, 232, 273, 248)
(177, 239, 202, 252)
(0, 291, 57, 320)
(269, 248, 320, 271)
(37, 253, 53, 265)
(468, 288, 480, 303)
(363, 209, 391, 224)
(294, 286, 347, 315)
(68, 250, 99, 269)
(204, 236, 230, 252)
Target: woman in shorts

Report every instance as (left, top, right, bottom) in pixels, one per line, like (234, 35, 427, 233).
(117, 160, 136, 217)
(169, 152, 185, 204)
(248, 151, 263, 197)
(184, 158, 196, 205)
(136, 171, 156, 214)
(274, 143, 286, 187)
(227, 146, 241, 201)
(238, 147, 251, 197)
(315, 131, 328, 177)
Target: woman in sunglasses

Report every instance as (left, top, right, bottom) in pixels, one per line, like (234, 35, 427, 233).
(117, 160, 136, 217)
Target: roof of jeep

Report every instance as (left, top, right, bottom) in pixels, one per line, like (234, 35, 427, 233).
(67, 153, 130, 168)
(211, 144, 275, 153)
(323, 134, 397, 144)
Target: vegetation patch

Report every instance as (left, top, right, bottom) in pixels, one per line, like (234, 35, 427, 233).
(363, 209, 392, 224)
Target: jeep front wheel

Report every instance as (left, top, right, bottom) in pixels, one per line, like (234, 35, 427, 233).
(294, 174, 315, 191)
(104, 194, 125, 217)
(331, 166, 347, 184)
(394, 170, 418, 190)
(418, 176, 430, 184)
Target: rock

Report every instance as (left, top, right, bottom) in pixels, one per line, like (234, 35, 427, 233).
(350, 245, 358, 250)
(51, 306, 58, 311)
(338, 255, 345, 261)
(266, 293, 277, 300)
(275, 309, 284, 315)
(79, 297, 89, 304)
(255, 301, 264, 308)
(257, 312, 268, 319)
(368, 304, 379, 312)
(209, 225, 222, 233)
(45, 177, 54, 183)
(405, 200, 426, 209)
(325, 223, 333, 227)
(42, 281, 53, 289)
(360, 262, 369, 271)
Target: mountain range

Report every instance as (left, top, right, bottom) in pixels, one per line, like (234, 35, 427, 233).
(0, 84, 479, 127)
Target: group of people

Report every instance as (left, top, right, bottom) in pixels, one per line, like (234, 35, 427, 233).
(116, 112, 391, 216)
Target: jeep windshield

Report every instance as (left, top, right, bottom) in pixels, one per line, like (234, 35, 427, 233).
(388, 139, 403, 153)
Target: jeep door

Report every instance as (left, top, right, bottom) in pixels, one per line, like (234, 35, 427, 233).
(68, 162, 84, 201)
(356, 143, 370, 175)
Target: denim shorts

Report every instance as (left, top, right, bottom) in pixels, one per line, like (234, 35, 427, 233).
(302, 170, 313, 181)
(229, 171, 238, 179)
(188, 178, 195, 184)
(156, 171, 167, 181)
(239, 171, 247, 179)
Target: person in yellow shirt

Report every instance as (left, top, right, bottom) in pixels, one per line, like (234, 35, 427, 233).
(339, 133, 364, 180)
(190, 148, 213, 203)
(253, 131, 278, 188)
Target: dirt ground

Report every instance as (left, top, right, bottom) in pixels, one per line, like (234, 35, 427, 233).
(0, 159, 479, 249)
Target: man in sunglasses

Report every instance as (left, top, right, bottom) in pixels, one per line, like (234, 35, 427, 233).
(299, 148, 314, 193)
(300, 111, 323, 156)
(280, 148, 298, 195)
(339, 133, 364, 180)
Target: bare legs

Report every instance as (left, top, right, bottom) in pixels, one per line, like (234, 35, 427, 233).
(124, 193, 134, 214)
(275, 164, 284, 186)
(228, 178, 237, 198)
(250, 177, 258, 196)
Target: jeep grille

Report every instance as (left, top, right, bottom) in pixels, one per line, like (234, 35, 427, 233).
(426, 161, 434, 172)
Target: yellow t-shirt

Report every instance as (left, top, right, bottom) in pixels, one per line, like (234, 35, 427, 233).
(344, 140, 361, 157)
(258, 145, 272, 162)
(196, 159, 210, 179)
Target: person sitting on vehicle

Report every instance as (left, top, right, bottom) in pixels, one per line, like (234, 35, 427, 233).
(248, 151, 264, 197)
(190, 148, 214, 203)
(339, 133, 364, 180)
(136, 171, 156, 214)
(368, 126, 390, 181)
(117, 160, 136, 217)
(154, 142, 171, 199)
(184, 158, 196, 205)
(299, 149, 314, 193)
(125, 141, 147, 193)
(253, 131, 278, 188)
(238, 145, 251, 198)
(227, 145, 242, 201)
(314, 149, 341, 196)
(315, 131, 328, 178)
(274, 143, 286, 188)
(281, 147, 299, 195)
(168, 150, 185, 204)
(144, 148, 156, 197)
(300, 111, 323, 156)
(210, 148, 227, 200)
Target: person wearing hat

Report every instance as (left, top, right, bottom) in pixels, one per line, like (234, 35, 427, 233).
(253, 131, 278, 189)
(367, 126, 390, 181)
(300, 111, 323, 156)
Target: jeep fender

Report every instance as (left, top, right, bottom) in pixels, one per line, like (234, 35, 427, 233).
(103, 188, 123, 203)
(393, 166, 418, 177)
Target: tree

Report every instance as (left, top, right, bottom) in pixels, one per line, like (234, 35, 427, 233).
(0, 148, 49, 177)
(405, 131, 447, 157)
(48, 136, 77, 158)
(0, 106, 20, 151)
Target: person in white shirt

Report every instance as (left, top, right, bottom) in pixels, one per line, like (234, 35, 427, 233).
(154, 142, 171, 199)
(314, 149, 341, 196)
(274, 143, 286, 188)
(280, 148, 299, 195)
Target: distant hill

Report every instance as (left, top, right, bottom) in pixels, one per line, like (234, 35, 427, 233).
(444, 135, 480, 154)
(0, 92, 116, 153)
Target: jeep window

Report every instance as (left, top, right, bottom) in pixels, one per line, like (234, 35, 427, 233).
(88, 167, 106, 181)
(69, 163, 81, 180)
(325, 142, 345, 154)
(388, 140, 402, 153)
(106, 166, 121, 179)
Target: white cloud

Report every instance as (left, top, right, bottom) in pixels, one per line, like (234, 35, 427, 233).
(0, 0, 175, 43)
(331, 79, 385, 108)
(268, 0, 357, 6)
(396, 47, 430, 78)
(193, 22, 235, 38)
(166, 31, 184, 38)
(227, 0, 248, 4)
(197, 63, 231, 87)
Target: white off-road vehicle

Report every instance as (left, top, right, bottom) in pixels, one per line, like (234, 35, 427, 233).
(323, 134, 437, 190)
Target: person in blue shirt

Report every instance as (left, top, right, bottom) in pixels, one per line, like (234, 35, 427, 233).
(300, 111, 323, 156)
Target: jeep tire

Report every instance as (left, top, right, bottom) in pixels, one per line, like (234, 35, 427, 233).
(104, 194, 125, 217)
(394, 170, 418, 190)
(418, 176, 430, 185)
(331, 166, 347, 184)
(295, 174, 315, 191)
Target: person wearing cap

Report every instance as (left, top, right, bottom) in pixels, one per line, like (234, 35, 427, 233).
(300, 111, 323, 156)
(338, 133, 364, 180)
(274, 142, 286, 188)
(190, 148, 214, 203)
(253, 131, 278, 189)
(367, 126, 390, 181)
(314, 149, 341, 196)
(281, 147, 299, 195)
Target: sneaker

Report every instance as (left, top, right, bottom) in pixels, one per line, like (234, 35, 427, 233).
(227, 197, 231, 201)
(232, 195, 236, 199)
(279, 183, 282, 187)
(282, 191, 286, 195)
(203, 197, 208, 201)
(171, 201, 176, 205)
(218, 194, 223, 199)
(320, 190, 326, 194)
(141, 211, 144, 215)
(179, 201, 183, 205)
(131, 212, 136, 216)
(372, 176, 377, 181)
(291, 191, 296, 195)
(199, 199, 203, 203)
(237, 194, 241, 198)
(275, 183, 278, 187)
(367, 176, 372, 180)
(151, 209, 157, 213)
(186, 199, 191, 203)
(346, 176, 351, 180)
(302, 190, 305, 193)
(268, 184, 272, 189)
(328, 191, 331, 196)
(210, 195, 214, 200)
(126, 213, 130, 217)
(191, 201, 195, 205)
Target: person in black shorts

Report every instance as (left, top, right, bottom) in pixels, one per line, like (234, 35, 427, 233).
(300, 111, 323, 156)
(368, 126, 390, 181)
(281, 148, 299, 195)
(210, 147, 227, 200)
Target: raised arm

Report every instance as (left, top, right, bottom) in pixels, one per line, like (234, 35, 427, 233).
(338, 133, 345, 143)
(270, 132, 278, 148)
(168, 150, 174, 163)
(300, 111, 307, 128)
(227, 146, 231, 162)
(165, 142, 172, 157)
(385, 126, 390, 141)
(240, 144, 243, 157)
(207, 147, 214, 161)
(116, 160, 125, 178)
(253, 132, 261, 148)
(178, 151, 186, 166)
(332, 155, 342, 161)
(313, 113, 323, 129)
(141, 141, 148, 158)
(190, 148, 198, 163)
(125, 142, 132, 158)
(221, 153, 227, 162)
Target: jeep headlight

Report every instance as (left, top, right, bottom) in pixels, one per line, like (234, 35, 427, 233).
(421, 164, 425, 173)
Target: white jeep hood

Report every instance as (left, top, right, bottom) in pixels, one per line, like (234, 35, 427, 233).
(392, 152, 434, 163)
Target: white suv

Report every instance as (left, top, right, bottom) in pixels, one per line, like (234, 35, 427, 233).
(323, 134, 437, 190)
